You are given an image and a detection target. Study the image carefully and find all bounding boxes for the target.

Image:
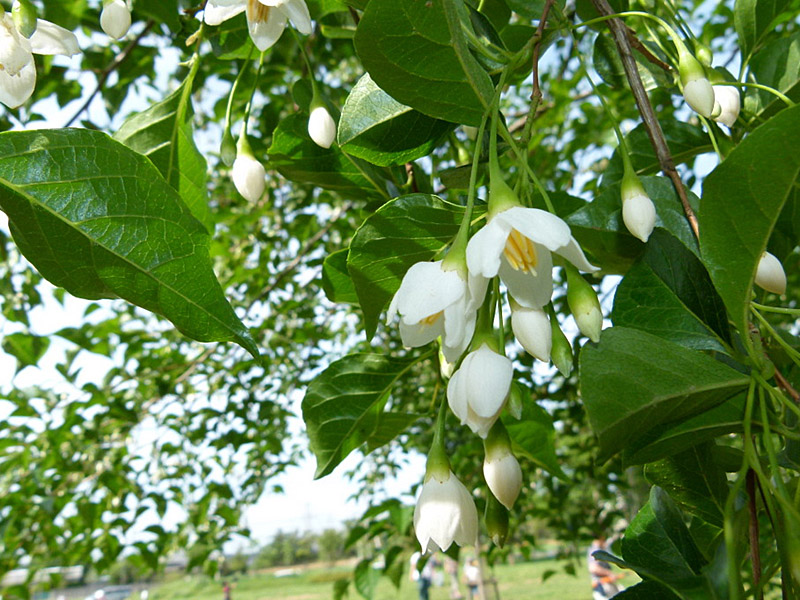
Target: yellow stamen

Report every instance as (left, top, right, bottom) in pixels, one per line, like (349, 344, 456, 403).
(247, 0, 271, 23)
(420, 311, 443, 326)
(503, 229, 538, 274)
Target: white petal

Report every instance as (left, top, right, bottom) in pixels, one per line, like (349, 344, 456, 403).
(555, 237, 599, 272)
(465, 405, 496, 438)
(712, 85, 740, 128)
(414, 476, 463, 553)
(0, 61, 36, 108)
(683, 76, 715, 118)
(466, 218, 512, 278)
(463, 345, 512, 418)
(248, 4, 287, 51)
(511, 306, 551, 362)
(495, 207, 571, 252)
(452, 478, 479, 546)
(622, 192, 656, 243)
(499, 246, 553, 309)
(467, 272, 488, 313)
(204, 1, 246, 25)
(283, 0, 312, 34)
(755, 251, 786, 295)
(446, 368, 469, 424)
(232, 153, 266, 202)
(442, 310, 475, 364)
(29, 20, 80, 56)
(398, 319, 443, 349)
(100, 0, 132, 39)
(393, 261, 466, 326)
(483, 453, 522, 510)
(0, 16, 32, 76)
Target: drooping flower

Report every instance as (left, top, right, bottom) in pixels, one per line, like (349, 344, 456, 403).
(510, 302, 551, 362)
(712, 85, 740, 128)
(620, 172, 656, 243)
(414, 468, 478, 553)
(101, 0, 132, 40)
(387, 259, 477, 363)
(484, 451, 522, 510)
(466, 206, 599, 310)
(308, 105, 337, 149)
(447, 344, 513, 438)
(0, 5, 80, 108)
(755, 251, 786, 295)
(204, 0, 312, 52)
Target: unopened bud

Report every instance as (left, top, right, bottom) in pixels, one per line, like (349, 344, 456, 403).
(549, 312, 573, 376)
(12, 0, 37, 39)
(220, 128, 237, 167)
(308, 104, 337, 149)
(510, 302, 551, 362)
(101, 0, 132, 40)
(695, 41, 713, 68)
(679, 46, 714, 117)
(233, 135, 266, 202)
(565, 266, 602, 343)
(754, 251, 786, 295)
(711, 85, 740, 128)
(483, 422, 522, 511)
(621, 173, 656, 243)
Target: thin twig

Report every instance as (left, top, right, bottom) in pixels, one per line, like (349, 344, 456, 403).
(774, 369, 800, 404)
(747, 469, 764, 600)
(64, 20, 155, 128)
(624, 25, 672, 71)
(520, 0, 556, 147)
(589, 0, 699, 240)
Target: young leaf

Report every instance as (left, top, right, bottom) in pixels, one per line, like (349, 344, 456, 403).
(502, 401, 568, 481)
(734, 0, 792, 59)
(0, 129, 258, 358)
(1, 332, 50, 374)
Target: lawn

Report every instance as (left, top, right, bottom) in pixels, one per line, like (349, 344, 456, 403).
(149, 556, 625, 600)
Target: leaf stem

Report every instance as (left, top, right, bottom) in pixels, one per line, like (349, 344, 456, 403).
(717, 81, 796, 107)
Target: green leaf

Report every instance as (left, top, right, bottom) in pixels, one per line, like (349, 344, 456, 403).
(338, 74, 454, 166)
(614, 582, 680, 599)
(322, 248, 359, 305)
(354, 0, 495, 126)
(502, 401, 568, 481)
(580, 327, 750, 460)
(699, 103, 800, 337)
(0, 129, 258, 358)
(136, 0, 181, 31)
(621, 487, 709, 598)
(593, 34, 671, 92)
(302, 353, 426, 478)
(365, 412, 423, 452)
(209, 15, 253, 60)
(42, 0, 87, 30)
(744, 32, 800, 123)
(347, 194, 472, 339)
(644, 443, 729, 528)
(1, 333, 50, 374)
(268, 113, 389, 199)
(114, 74, 213, 232)
(354, 558, 380, 600)
(612, 229, 730, 352)
(734, 0, 792, 59)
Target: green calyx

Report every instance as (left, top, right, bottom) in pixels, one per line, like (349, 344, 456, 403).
(425, 397, 452, 482)
(547, 304, 573, 376)
(236, 131, 254, 158)
(484, 421, 512, 462)
(487, 165, 520, 219)
(677, 42, 706, 87)
(620, 167, 646, 204)
(12, 0, 37, 39)
(484, 494, 509, 548)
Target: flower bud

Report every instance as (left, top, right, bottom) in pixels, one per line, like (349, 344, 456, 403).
(220, 128, 237, 167)
(754, 251, 786, 295)
(12, 0, 37, 39)
(565, 266, 602, 343)
(308, 105, 337, 149)
(101, 0, 132, 40)
(711, 85, 740, 128)
(695, 41, 713, 68)
(484, 494, 509, 548)
(510, 302, 551, 362)
(550, 314, 573, 377)
(679, 47, 714, 118)
(621, 174, 656, 243)
(483, 422, 522, 510)
(232, 136, 266, 202)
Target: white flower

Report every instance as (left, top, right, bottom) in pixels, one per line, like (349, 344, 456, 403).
(447, 344, 513, 438)
(232, 152, 266, 202)
(622, 189, 656, 243)
(483, 451, 522, 510)
(204, 0, 312, 51)
(0, 7, 80, 108)
(682, 75, 715, 118)
(755, 251, 786, 295)
(510, 304, 551, 362)
(712, 85, 740, 128)
(387, 260, 476, 363)
(466, 207, 599, 310)
(101, 0, 132, 40)
(414, 469, 478, 553)
(308, 105, 337, 149)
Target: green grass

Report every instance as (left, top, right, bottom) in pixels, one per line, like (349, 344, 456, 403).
(149, 557, 620, 600)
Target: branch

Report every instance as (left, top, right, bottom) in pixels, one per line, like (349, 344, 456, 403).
(774, 369, 800, 404)
(64, 20, 155, 128)
(520, 0, 556, 147)
(589, 0, 699, 240)
(624, 25, 671, 72)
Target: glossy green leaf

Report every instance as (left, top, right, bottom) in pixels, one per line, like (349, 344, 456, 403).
(322, 248, 359, 305)
(580, 327, 750, 460)
(347, 194, 471, 339)
(1, 333, 50, 374)
(302, 353, 425, 478)
(354, 0, 495, 126)
(209, 15, 253, 59)
(612, 229, 730, 352)
(114, 75, 213, 232)
(137, 0, 180, 31)
(42, 0, 86, 30)
(268, 113, 389, 199)
(644, 443, 729, 528)
(734, 0, 792, 59)
(338, 74, 454, 166)
(0, 129, 258, 358)
(614, 582, 680, 599)
(699, 103, 800, 337)
(744, 32, 800, 122)
(593, 34, 671, 92)
(503, 401, 568, 481)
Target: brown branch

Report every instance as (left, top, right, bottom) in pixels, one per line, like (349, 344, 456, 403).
(531, 0, 556, 110)
(64, 20, 156, 128)
(774, 369, 800, 404)
(624, 25, 671, 72)
(589, 0, 699, 240)
(747, 469, 764, 600)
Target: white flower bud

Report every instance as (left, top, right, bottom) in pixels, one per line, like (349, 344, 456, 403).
(414, 469, 478, 553)
(622, 191, 656, 243)
(308, 105, 337, 149)
(683, 76, 715, 118)
(232, 152, 266, 202)
(101, 0, 131, 40)
(483, 451, 522, 510)
(510, 304, 551, 362)
(712, 85, 740, 128)
(755, 251, 786, 295)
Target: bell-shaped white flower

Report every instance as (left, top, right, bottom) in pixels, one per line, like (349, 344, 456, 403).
(232, 137, 266, 202)
(483, 451, 522, 510)
(0, 7, 80, 108)
(755, 251, 786, 295)
(447, 344, 513, 438)
(101, 0, 132, 40)
(466, 206, 599, 310)
(204, 0, 312, 51)
(414, 468, 478, 553)
(387, 259, 476, 363)
(510, 303, 551, 362)
(712, 85, 740, 128)
(308, 105, 336, 149)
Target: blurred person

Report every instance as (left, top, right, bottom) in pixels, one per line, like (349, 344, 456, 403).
(463, 558, 480, 600)
(445, 557, 464, 599)
(588, 536, 624, 599)
(410, 551, 435, 600)
(222, 580, 231, 600)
